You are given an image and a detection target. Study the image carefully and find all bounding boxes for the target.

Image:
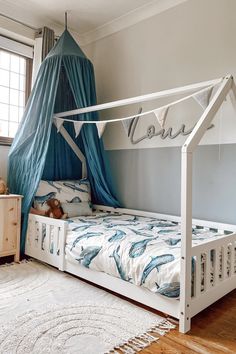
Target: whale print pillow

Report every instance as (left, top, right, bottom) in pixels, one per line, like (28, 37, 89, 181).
(34, 179, 91, 212)
(61, 202, 93, 218)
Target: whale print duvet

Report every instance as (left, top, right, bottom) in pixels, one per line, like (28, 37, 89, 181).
(64, 212, 231, 298)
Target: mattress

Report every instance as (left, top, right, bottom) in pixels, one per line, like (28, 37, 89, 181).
(64, 212, 230, 298)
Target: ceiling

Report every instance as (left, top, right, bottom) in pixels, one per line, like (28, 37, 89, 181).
(0, 0, 187, 45)
(0, 0, 157, 34)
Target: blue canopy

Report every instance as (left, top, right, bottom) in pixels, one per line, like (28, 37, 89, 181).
(8, 30, 120, 253)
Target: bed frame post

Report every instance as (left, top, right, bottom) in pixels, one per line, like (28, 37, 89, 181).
(179, 75, 233, 333)
(54, 123, 87, 179)
(230, 80, 236, 110)
(54, 78, 222, 118)
(58, 222, 67, 271)
(179, 150, 192, 333)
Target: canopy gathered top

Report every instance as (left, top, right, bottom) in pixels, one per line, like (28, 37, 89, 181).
(8, 29, 120, 253)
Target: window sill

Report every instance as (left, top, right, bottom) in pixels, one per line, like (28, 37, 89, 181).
(0, 137, 13, 146)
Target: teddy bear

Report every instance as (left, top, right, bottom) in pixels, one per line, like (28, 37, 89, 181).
(46, 198, 67, 219)
(0, 177, 8, 195)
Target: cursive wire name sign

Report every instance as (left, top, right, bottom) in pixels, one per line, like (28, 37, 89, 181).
(129, 108, 214, 144)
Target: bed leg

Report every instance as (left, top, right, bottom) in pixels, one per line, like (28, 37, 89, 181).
(180, 151, 193, 334)
(179, 314, 191, 333)
(58, 258, 64, 272)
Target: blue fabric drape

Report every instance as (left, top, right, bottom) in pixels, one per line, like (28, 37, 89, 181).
(42, 67, 83, 180)
(63, 56, 120, 206)
(8, 30, 120, 253)
(8, 56, 61, 252)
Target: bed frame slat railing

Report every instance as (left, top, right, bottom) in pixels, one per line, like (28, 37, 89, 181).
(53, 227, 58, 256)
(38, 222, 43, 250)
(26, 214, 68, 269)
(194, 254, 201, 298)
(58, 225, 66, 271)
(230, 243, 235, 277)
(214, 247, 220, 286)
(45, 224, 50, 252)
(222, 246, 227, 281)
(205, 249, 211, 291)
(190, 233, 236, 318)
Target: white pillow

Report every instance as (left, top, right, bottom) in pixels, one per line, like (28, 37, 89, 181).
(34, 179, 91, 211)
(61, 202, 93, 218)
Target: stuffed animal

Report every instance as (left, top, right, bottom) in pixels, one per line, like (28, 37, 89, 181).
(0, 177, 8, 195)
(46, 198, 67, 219)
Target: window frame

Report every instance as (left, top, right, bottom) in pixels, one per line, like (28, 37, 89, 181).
(0, 48, 32, 146)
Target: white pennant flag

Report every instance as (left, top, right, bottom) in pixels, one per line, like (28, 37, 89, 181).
(154, 106, 169, 128)
(54, 117, 64, 133)
(74, 121, 84, 138)
(96, 122, 107, 138)
(193, 86, 213, 110)
(122, 118, 135, 137)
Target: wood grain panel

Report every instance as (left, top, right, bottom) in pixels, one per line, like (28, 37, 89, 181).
(0, 198, 17, 252)
(0, 195, 22, 261)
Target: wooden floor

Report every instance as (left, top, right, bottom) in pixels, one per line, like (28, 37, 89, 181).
(142, 290, 236, 354)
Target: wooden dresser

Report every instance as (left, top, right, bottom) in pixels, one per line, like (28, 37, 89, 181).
(0, 195, 23, 262)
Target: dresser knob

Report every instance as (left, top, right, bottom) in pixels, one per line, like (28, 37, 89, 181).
(13, 222, 17, 226)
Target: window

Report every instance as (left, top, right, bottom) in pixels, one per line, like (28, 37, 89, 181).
(0, 48, 32, 145)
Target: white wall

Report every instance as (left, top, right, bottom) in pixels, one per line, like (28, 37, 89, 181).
(86, 0, 236, 103)
(85, 0, 236, 150)
(83, 0, 236, 223)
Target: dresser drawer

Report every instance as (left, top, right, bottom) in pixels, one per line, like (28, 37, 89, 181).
(0, 195, 22, 261)
(0, 198, 19, 252)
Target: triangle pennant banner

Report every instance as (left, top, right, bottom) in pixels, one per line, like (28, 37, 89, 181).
(96, 122, 107, 138)
(122, 118, 135, 137)
(154, 106, 169, 128)
(193, 86, 213, 110)
(54, 117, 64, 133)
(74, 121, 84, 138)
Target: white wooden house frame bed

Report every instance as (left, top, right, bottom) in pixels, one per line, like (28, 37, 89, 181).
(25, 75, 236, 333)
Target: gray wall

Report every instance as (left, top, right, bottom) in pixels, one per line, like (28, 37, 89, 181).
(108, 144, 236, 224)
